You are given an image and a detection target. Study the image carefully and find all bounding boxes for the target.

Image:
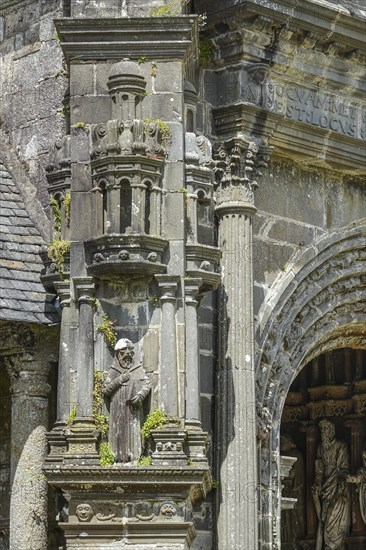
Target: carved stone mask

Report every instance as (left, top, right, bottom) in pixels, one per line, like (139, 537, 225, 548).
(76, 503, 94, 522)
(160, 502, 177, 519)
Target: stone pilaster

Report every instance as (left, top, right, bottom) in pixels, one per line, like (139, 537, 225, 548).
(155, 275, 180, 417)
(214, 138, 259, 550)
(64, 277, 98, 463)
(46, 281, 71, 463)
(6, 351, 51, 550)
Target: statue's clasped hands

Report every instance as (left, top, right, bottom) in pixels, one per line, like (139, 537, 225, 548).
(128, 393, 143, 407)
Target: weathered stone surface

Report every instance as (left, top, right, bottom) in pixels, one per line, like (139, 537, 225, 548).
(1, 1, 365, 549)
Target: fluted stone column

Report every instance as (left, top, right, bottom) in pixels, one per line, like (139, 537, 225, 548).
(46, 281, 71, 462)
(6, 352, 51, 550)
(215, 138, 259, 550)
(156, 275, 180, 416)
(75, 277, 95, 418)
(184, 278, 202, 426)
(54, 282, 72, 423)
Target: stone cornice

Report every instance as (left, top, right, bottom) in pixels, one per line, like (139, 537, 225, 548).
(43, 464, 211, 491)
(54, 16, 198, 62)
(213, 103, 366, 173)
(201, 0, 366, 52)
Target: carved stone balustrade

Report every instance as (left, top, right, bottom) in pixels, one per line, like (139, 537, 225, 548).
(84, 234, 168, 279)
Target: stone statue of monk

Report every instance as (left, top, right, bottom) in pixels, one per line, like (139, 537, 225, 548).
(103, 338, 151, 463)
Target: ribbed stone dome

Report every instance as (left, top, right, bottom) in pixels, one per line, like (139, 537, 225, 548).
(107, 59, 146, 97)
(109, 60, 143, 79)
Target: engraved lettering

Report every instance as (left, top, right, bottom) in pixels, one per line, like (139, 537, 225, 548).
(330, 118, 339, 131)
(319, 115, 328, 128)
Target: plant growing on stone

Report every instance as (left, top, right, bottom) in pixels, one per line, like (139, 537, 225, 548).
(66, 405, 77, 427)
(64, 192, 71, 226)
(143, 118, 171, 148)
(47, 239, 70, 276)
(50, 197, 62, 237)
(150, 0, 190, 16)
(99, 441, 115, 466)
(199, 37, 213, 67)
(141, 408, 167, 439)
(97, 314, 117, 349)
(137, 455, 152, 466)
(150, 295, 160, 308)
(72, 121, 86, 129)
(93, 369, 109, 438)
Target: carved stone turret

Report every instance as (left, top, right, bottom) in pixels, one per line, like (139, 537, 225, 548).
(86, 60, 169, 279)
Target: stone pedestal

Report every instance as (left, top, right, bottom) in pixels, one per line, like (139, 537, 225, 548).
(6, 352, 51, 550)
(44, 465, 211, 550)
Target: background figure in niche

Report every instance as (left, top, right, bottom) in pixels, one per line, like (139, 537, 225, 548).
(280, 434, 306, 548)
(312, 419, 351, 550)
(347, 444, 366, 525)
(104, 338, 151, 463)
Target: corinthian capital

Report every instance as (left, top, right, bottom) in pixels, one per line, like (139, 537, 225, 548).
(214, 138, 273, 209)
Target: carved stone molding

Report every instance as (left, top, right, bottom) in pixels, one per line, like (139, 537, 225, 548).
(55, 17, 199, 61)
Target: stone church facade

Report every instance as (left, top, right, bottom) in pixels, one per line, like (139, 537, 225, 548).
(0, 1, 365, 549)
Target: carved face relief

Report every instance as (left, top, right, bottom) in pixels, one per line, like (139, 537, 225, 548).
(160, 502, 177, 519)
(76, 503, 94, 522)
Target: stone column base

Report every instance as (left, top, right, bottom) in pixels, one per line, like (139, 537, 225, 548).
(151, 428, 188, 466)
(63, 418, 99, 464)
(46, 423, 67, 463)
(185, 428, 209, 464)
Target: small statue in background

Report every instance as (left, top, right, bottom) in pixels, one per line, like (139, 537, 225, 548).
(280, 434, 306, 546)
(312, 419, 350, 550)
(104, 338, 151, 463)
(347, 446, 366, 525)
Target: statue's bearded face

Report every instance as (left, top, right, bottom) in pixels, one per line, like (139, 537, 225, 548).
(320, 422, 335, 446)
(118, 348, 134, 368)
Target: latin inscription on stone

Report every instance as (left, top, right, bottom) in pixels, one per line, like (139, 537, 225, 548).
(241, 80, 366, 140)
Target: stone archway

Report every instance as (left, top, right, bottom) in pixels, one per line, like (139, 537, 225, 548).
(255, 220, 366, 549)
